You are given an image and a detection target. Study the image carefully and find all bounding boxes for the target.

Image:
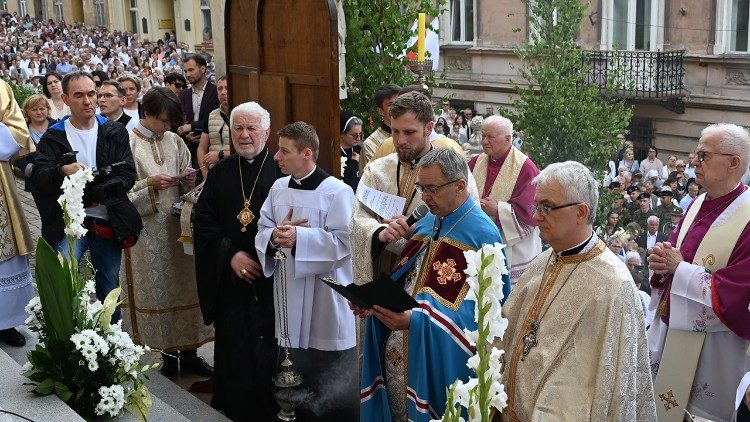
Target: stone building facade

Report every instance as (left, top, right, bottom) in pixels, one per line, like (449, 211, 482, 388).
(433, 0, 750, 158)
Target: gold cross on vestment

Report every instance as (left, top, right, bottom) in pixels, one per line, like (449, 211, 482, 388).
(521, 322, 539, 361)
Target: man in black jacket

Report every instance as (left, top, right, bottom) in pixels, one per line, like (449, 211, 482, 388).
(176, 54, 219, 176)
(32, 71, 138, 321)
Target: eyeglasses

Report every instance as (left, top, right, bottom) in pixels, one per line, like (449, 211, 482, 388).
(694, 150, 736, 163)
(530, 202, 581, 216)
(415, 179, 459, 194)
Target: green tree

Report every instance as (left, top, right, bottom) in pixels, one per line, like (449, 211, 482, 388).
(8, 79, 37, 108)
(341, 0, 445, 130)
(508, 0, 632, 171)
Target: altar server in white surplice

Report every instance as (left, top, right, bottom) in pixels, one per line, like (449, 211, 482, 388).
(256, 121, 358, 420)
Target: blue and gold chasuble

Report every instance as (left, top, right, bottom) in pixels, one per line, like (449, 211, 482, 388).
(360, 197, 510, 421)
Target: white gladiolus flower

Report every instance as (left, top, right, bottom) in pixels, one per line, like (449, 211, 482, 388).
(58, 168, 93, 239)
(84, 280, 96, 295)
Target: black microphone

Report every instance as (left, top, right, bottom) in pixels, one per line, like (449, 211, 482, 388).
(405, 204, 430, 226)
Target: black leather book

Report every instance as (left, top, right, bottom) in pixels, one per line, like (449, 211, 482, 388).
(320, 273, 419, 313)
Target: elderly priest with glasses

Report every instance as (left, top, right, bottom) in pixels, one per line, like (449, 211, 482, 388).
(353, 148, 510, 422)
(648, 123, 750, 422)
(496, 161, 656, 421)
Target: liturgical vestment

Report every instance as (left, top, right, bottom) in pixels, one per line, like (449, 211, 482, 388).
(350, 152, 480, 286)
(0, 78, 34, 331)
(193, 150, 283, 421)
(360, 197, 510, 422)
(469, 147, 541, 285)
(498, 235, 657, 421)
(648, 184, 750, 421)
(120, 127, 214, 351)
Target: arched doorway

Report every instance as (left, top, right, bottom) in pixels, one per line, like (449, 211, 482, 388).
(224, 0, 341, 176)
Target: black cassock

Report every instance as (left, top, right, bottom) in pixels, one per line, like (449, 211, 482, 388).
(194, 149, 283, 421)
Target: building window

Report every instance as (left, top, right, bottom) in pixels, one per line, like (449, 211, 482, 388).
(94, 0, 106, 26)
(18, 0, 26, 17)
(717, 0, 750, 52)
(1, 1, 7, 13)
(53, 0, 62, 21)
(129, 0, 138, 34)
(449, 0, 474, 43)
(602, 0, 663, 50)
(200, 0, 212, 42)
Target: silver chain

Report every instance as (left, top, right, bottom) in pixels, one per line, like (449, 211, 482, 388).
(273, 250, 291, 349)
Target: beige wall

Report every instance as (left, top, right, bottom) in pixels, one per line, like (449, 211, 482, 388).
(434, 0, 750, 157)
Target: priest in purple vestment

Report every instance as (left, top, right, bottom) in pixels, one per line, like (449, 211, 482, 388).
(648, 122, 750, 421)
(468, 115, 541, 286)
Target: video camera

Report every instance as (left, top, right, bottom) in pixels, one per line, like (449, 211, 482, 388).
(62, 152, 129, 204)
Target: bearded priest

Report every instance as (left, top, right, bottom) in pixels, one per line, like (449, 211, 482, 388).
(496, 161, 656, 421)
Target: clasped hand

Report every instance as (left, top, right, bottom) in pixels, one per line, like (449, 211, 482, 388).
(348, 302, 411, 331)
(272, 209, 309, 248)
(647, 242, 684, 275)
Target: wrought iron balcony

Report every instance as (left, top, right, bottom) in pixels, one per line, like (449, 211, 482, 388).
(579, 50, 685, 100)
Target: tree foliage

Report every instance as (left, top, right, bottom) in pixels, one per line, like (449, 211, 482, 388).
(508, 0, 633, 171)
(341, 0, 445, 131)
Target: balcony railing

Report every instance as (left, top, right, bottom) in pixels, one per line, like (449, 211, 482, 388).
(579, 50, 685, 99)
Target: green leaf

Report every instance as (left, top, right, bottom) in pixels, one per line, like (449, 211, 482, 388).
(34, 378, 55, 395)
(34, 238, 76, 343)
(54, 382, 73, 402)
(124, 384, 153, 421)
(99, 287, 122, 329)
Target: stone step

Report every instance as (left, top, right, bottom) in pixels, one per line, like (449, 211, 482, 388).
(1, 326, 227, 421)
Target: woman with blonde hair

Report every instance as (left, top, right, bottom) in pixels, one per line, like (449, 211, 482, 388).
(14, 94, 57, 209)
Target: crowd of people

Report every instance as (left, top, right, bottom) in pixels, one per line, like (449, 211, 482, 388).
(0, 12, 748, 422)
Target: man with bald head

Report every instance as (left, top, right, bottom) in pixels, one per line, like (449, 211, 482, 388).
(468, 115, 541, 286)
(648, 123, 750, 421)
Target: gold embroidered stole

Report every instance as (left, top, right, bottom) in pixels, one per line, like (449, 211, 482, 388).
(472, 147, 527, 202)
(0, 162, 32, 260)
(397, 161, 420, 214)
(504, 241, 606, 422)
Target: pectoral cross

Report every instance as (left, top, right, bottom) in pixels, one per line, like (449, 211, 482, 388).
(521, 322, 539, 361)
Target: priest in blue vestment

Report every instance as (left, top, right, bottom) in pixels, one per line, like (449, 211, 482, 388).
(354, 148, 511, 422)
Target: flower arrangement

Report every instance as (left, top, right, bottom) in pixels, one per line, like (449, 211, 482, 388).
(22, 168, 155, 420)
(437, 243, 509, 422)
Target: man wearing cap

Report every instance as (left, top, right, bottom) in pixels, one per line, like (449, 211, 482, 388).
(625, 185, 641, 222)
(654, 187, 682, 233)
(630, 192, 656, 233)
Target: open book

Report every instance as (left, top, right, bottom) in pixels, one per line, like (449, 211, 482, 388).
(320, 273, 419, 313)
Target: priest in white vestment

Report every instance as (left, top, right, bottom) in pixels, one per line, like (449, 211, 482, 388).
(0, 79, 34, 347)
(497, 161, 656, 421)
(648, 123, 750, 422)
(256, 121, 358, 420)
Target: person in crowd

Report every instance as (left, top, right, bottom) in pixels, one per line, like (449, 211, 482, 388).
(637, 215, 668, 254)
(197, 75, 230, 179)
(91, 69, 109, 93)
(596, 210, 620, 242)
(119, 86, 214, 380)
(164, 72, 187, 97)
(679, 181, 700, 211)
(619, 148, 639, 173)
(450, 119, 466, 144)
(42, 71, 69, 120)
(339, 110, 362, 191)
(469, 115, 541, 286)
(0, 78, 35, 347)
(648, 123, 750, 421)
(177, 54, 219, 177)
(631, 191, 656, 231)
(662, 154, 678, 180)
(434, 116, 449, 136)
(606, 231, 627, 261)
(32, 71, 139, 323)
(625, 250, 654, 325)
(360, 83, 400, 170)
(14, 94, 56, 210)
(117, 74, 142, 131)
(97, 80, 131, 127)
(350, 91, 479, 287)
(193, 101, 283, 421)
(684, 152, 697, 178)
(662, 172, 684, 202)
(653, 187, 682, 232)
(370, 86, 465, 162)
(674, 159, 690, 191)
(498, 161, 656, 420)
(640, 146, 664, 184)
(256, 121, 358, 420)
(355, 148, 508, 422)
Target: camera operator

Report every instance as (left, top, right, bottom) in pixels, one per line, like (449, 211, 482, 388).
(32, 71, 139, 322)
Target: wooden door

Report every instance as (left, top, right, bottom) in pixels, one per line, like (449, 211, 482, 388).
(225, 0, 341, 176)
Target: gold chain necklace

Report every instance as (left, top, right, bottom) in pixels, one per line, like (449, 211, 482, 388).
(237, 151, 269, 232)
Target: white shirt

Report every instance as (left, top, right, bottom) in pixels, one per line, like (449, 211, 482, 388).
(64, 119, 108, 219)
(646, 232, 657, 250)
(191, 79, 207, 122)
(122, 107, 139, 132)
